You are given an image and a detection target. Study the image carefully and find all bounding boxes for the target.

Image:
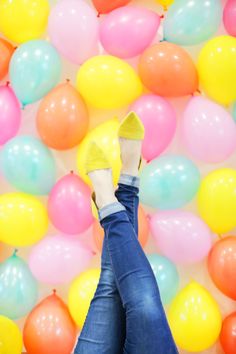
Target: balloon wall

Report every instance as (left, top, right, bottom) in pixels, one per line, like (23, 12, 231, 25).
(0, 1, 236, 353)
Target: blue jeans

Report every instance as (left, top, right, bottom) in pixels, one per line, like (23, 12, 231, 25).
(74, 175, 178, 354)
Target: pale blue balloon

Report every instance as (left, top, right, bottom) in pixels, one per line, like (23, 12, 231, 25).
(164, 0, 222, 45)
(147, 254, 179, 305)
(0, 252, 38, 319)
(10, 39, 61, 105)
(140, 155, 200, 209)
(1, 135, 56, 195)
(232, 102, 236, 123)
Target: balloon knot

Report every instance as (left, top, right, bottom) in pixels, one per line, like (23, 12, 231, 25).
(13, 249, 18, 256)
(164, 6, 168, 11)
(160, 14, 165, 19)
(92, 251, 97, 256)
(97, 12, 101, 18)
(53, 289, 57, 295)
(70, 170, 74, 174)
(160, 38, 166, 42)
(66, 78, 70, 83)
(146, 214, 151, 221)
(196, 89, 202, 95)
(6, 81, 10, 87)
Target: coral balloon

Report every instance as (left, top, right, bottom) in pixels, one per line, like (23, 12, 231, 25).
(92, 0, 131, 14)
(139, 42, 198, 97)
(0, 315, 23, 354)
(155, 0, 174, 11)
(224, 0, 236, 37)
(220, 312, 236, 354)
(208, 236, 236, 300)
(37, 82, 89, 150)
(0, 38, 14, 80)
(23, 292, 77, 354)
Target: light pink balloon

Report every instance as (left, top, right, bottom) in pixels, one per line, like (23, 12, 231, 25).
(100, 6, 160, 59)
(130, 94, 176, 161)
(150, 210, 213, 264)
(48, 0, 99, 65)
(223, 0, 236, 36)
(48, 173, 93, 235)
(0, 85, 21, 145)
(182, 96, 236, 163)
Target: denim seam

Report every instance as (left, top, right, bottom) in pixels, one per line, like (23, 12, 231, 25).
(119, 174, 140, 188)
(98, 202, 126, 221)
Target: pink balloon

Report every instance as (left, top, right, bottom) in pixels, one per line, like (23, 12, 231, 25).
(130, 94, 176, 161)
(48, 0, 99, 64)
(48, 173, 93, 235)
(150, 210, 213, 264)
(100, 6, 160, 59)
(29, 234, 93, 284)
(224, 0, 236, 36)
(0, 85, 21, 145)
(182, 96, 236, 163)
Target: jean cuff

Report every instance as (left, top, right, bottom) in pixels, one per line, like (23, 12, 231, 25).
(118, 174, 140, 188)
(98, 202, 126, 221)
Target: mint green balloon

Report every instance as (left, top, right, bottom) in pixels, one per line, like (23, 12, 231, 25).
(147, 254, 179, 305)
(232, 102, 236, 123)
(164, 0, 221, 45)
(0, 252, 38, 319)
(140, 155, 200, 209)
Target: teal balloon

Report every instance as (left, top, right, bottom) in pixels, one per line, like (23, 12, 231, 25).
(0, 252, 38, 319)
(232, 102, 236, 123)
(140, 155, 200, 209)
(10, 40, 61, 105)
(147, 254, 179, 305)
(164, 0, 222, 45)
(1, 135, 56, 195)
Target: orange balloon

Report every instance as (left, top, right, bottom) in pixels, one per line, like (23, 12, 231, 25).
(220, 312, 236, 354)
(93, 205, 149, 252)
(0, 38, 14, 81)
(23, 291, 77, 354)
(37, 82, 89, 150)
(139, 42, 198, 97)
(92, 0, 131, 14)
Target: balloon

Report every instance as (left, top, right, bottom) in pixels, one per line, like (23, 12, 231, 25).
(198, 35, 236, 105)
(10, 40, 61, 105)
(232, 101, 236, 122)
(68, 268, 100, 328)
(223, 0, 236, 37)
(220, 312, 236, 354)
(92, 0, 131, 14)
(139, 42, 198, 97)
(23, 291, 77, 354)
(164, 0, 221, 45)
(48, 0, 99, 65)
(0, 251, 38, 319)
(1, 136, 56, 195)
(29, 234, 93, 284)
(197, 169, 236, 233)
(0, 85, 21, 145)
(130, 94, 176, 161)
(36, 82, 89, 150)
(0, 193, 48, 247)
(168, 282, 222, 352)
(77, 118, 121, 186)
(140, 155, 200, 209)
(147, 254, 179, 305)
(48, 172, 93, 235)
(0, 315, 23, 354)
(155, 0, 174, 11)
(100, 6, 160, 59)
(77, 55, 142, 109)
(208, 236, 236, 300)
(150, 210, 212, 264)
(182, 96, 236, 163)
(0, 38, 14, 80)
(93, 205, 149, 252)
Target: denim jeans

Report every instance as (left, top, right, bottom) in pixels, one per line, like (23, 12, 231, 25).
(74, 175, 178, 354)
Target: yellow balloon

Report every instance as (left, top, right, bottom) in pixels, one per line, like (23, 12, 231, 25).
(68, 268, 100, 329)
(0, 315, 23, 354)
(168, 282, 222, 352)
(0, 0, 49, 43)
(197, 168, 236, 234)
(77, 118, 121, 186)
(198, 36, 236, 105)
(0, 193, 48, 247)
(76, 55, 142, 109)
(155, 0, 174, 10)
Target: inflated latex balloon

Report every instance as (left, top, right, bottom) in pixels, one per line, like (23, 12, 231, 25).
(0, 0, 49, 43)
(155, 0, 174, 11)
(77, 55, 142, 109)
(1, 136, 56, 195)
(10, 40, 61, 105)
(0, 85, 21, 145)
(68, 268, 100, 328)
(92, 0, 131, 14)
(0, 38, 14, 80)
(223, 0, 236, 37)
(198, 169, 236, 233)
(140, 155, 200, 209)
(220, 312, 236, 354)
(48, 0, 99, 65)
(37, 82, 89, 150)
(23, 291, 77, 354)
(0, 315, 23, 354)
(139, 42, 198, 97)
(0, 193, 48, 247)
(0, 251, 38, 319)
(198, 35, 236, 105)
(168, 282, 222, 352)
(164, 0, 221, 45)
(147, 254, 179, 305)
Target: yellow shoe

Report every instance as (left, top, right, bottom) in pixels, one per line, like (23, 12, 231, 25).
(85, 142, 111, 175)
(118, 112, 145, 140)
